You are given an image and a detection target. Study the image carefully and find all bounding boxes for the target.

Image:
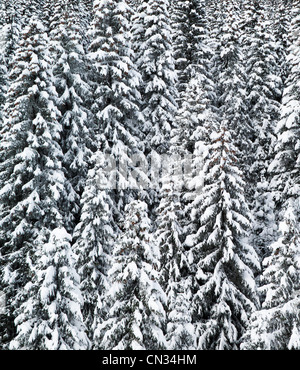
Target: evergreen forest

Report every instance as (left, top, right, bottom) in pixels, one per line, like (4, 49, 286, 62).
(0, 0, 300, 350)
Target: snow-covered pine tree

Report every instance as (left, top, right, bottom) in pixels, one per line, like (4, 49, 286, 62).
(205, 0, 226, 41)
(68, 0, 93, 50)
(170, 49, 217, 204)
(49, 0, 94, 233)
(156, 178, 183, 291)
(0, 53, 8, 262)
(171, 0, 210, 99)
(95, 200, 167, 350)
(270, 0, 292, 85)
(241, 0, 282, 258)
(241, 205, 300, 350)
(0, 17, 66, 347)
(0, 1, 21, 70)
(89, 0, 148, 214)
(10, 227, 89, 350)
(18, 0, 42, 25)
(132, 0, 178, 156)
(269, 1, 300, 216)
(73, 150, 115, 343)
(0, 1, 7, 28)
(131, 0, 178, 216)
(212, 0, 254, 171)
(155, 178, 195, 350)
(165, 68, 218, 350)
(0, 0, 40, 33)
(38, 0, 52, 31)
(0, 54, 7, 134)
(186, 123, 260, 350)
(0, 33, 6, 319)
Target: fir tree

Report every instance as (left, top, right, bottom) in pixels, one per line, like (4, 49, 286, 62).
(171, 0, 210, 97)
(271, 0, 292, 84)
(187, 124, 260, 350)
(242, 0, 282, 258)
(205, 0, 226, 41)
(0, 1, 21, 69)
(0, 54, 7, 135)
(18, 0, 42, 25)
(241, 205, 300, 350)
(155, 179, 195, 350)
(10, 227, 89, 350)
(166, 69, 218, 349)
(69, 0, 93, 48)
(73, 150, 115, 343)
(213, 1, 254, 167)
(49, 0, 94, 233)
(89, 0, 148, 213)
(170, 66, 217, 213)
(0, 17, 66, 347)
(269, 2, 300, 216)
(132, 0, 178, 155)
(96, 200, 167, 350)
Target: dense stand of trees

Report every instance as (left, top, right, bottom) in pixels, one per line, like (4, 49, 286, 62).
(0, 0, 300, 350)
